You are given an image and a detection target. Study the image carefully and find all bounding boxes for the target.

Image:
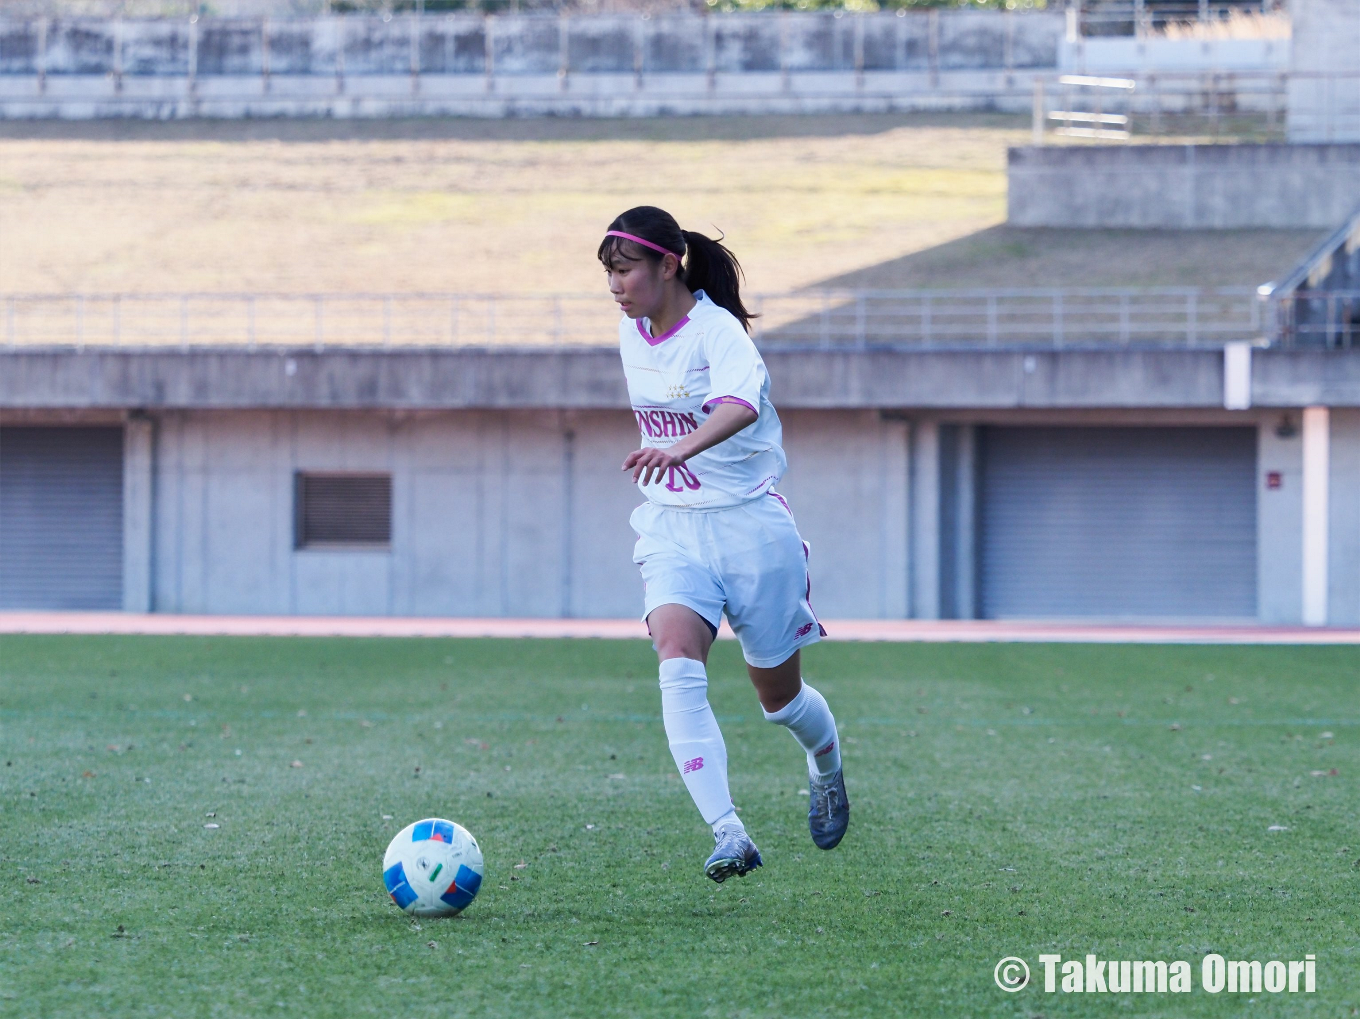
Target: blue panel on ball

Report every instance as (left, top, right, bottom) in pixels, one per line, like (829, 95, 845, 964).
(431, 820, 455, 843)
(411, 820, 434, 842)
(439, 864, 483, 911)
(455, 864, 482, 895)
(383, 862, 418, 911)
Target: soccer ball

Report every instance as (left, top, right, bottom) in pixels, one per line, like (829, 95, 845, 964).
(382, 818, 484, 917)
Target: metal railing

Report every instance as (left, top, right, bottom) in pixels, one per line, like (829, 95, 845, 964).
(752, 287, 1260, 347)
(1073, 0, 1283, 36)
(0, 288, 1267, 350)
(1262, 291, 1360, 350)
(1031, 71, 1360, 144)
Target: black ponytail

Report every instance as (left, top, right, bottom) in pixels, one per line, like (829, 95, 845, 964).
(598, 206, 757, 334)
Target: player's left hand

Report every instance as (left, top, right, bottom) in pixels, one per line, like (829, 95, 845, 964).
(623, 446, 687, 486)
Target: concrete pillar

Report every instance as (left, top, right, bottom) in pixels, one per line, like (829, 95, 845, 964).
(122, 416, 154, 612)
(1223, 341, 1252, 410)
(880, 416, 911, 619)
(1257, 415, 1303, 624)
(950, 425, 977, 619)
(1302, 406, 1330, 625)
(1329, 409, 1360, 626)
(910, 419, 940, 619)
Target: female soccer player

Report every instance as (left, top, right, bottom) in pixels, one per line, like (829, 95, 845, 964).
(599, 206, 849, 883)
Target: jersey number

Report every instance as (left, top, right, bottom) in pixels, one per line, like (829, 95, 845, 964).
(665, 465, 702, 492)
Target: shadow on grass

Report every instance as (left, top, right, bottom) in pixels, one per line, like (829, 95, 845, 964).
(754, 223, 1325, 345)
(805, 223, 1326, 292)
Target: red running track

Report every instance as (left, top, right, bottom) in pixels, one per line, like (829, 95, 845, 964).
(1, 612, 1358, 644)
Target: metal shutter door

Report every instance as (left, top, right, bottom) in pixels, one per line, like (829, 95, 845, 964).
(979, 427, 1256, 619)
(0, 427, 124, 610)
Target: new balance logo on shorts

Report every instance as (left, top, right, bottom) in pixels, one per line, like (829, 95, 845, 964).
(795, 622, 816, 638)
(682, 756, 704, 774)
(814, 741, 836, 758)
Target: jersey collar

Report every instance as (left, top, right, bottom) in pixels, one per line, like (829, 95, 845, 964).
(638, 291, 709, 347)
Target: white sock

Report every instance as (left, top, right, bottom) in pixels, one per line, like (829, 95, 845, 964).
(763, 682, 842, 781)
(709, 808, 744, 838)
(658, 657, 738, 827)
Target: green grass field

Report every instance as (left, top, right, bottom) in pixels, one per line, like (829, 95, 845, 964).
(1, 635, 1355, 1018)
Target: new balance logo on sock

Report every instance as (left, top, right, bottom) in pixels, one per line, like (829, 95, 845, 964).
(682, 757, 704, 774)
(814, 741, 836, 758)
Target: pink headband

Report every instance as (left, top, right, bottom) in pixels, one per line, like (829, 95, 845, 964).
(604, 230, 683, 260)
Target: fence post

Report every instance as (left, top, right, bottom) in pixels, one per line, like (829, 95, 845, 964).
(927, 9, 939, 89)
(633, 14, 644, 91)
(248, 295, 256, 350)
(780, 11, 791, 93)
(187, 14, 198, 100)
(558, 13, 570, 92)
(180, 295, 189, 351)
(485, 13, 495, 94)
(383, 295, 392, 348)
(314, 295, 324, 351)
(1032, 79, 1045, 145)
(410, 13, 421, 95)
(853, 14, 865, 91)
(113, 295, 121, 347)
(335, 14, 346, 95)
(37, 18, 47, 95)
(112, 19, 123, 94)
(261, 16, 271, 94)
(705, 14, 716, 93)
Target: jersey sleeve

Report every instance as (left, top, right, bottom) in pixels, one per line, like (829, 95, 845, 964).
(701, 318, 766, 417)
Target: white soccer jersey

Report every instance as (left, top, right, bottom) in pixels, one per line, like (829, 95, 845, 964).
(620, 290, 787, 509)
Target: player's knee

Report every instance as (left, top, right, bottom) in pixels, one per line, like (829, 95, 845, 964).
(656, 639, 705, 664)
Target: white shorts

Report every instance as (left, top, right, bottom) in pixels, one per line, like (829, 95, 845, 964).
(631, 491, 826, 669)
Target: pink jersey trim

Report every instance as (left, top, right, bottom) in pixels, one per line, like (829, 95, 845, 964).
(637, 315, 691, 347)
(701, 395, 758, 416)
(606, 230, 683, 260)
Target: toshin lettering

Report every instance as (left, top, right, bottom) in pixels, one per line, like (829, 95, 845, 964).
(633, 409, 700, 440)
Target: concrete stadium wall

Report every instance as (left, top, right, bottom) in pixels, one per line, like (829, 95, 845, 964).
(0, 10, 1062, 117)
(1007, 143, 1360, 230)
(1289, 0, 1360, 143)
(9, 348, 1360, 624)
(138, 407, 910, 620)
(113, 405, 1360, 625)
(1060, 36, 1289, 76)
